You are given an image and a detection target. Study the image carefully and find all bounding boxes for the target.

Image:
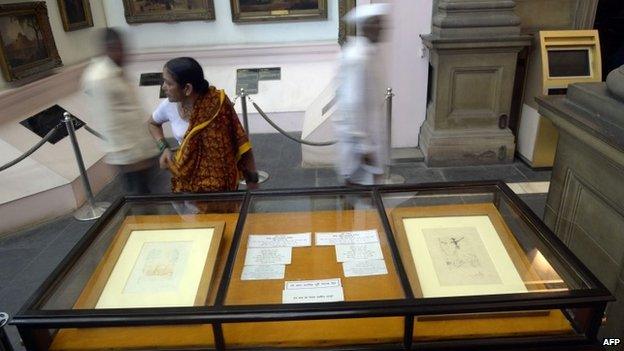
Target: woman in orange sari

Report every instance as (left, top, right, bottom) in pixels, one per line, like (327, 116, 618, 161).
(148, 57, 258, 192)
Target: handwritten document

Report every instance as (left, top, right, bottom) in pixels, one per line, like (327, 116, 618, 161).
(244, 247, 292, 266)
(248, 233, 311, 248)
(335, 242, 384, 262)
(315, 230, 379, 246)
(343, 259, 388, 277)
(241, 264, 286, 280)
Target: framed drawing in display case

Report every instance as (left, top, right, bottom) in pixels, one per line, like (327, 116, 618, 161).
(230, 0, 328, 23)
(392, 203, 542, 298)
(74, 219, 225, 309)
(57, 0, 93, 31)
(122, 0, 215, 23)
(0, 2, 62, 82)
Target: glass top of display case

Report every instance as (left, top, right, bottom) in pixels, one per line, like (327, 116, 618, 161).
(11, 182, 613, 351)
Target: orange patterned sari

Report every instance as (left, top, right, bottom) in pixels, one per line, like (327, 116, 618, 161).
(170, 87, 251, 193)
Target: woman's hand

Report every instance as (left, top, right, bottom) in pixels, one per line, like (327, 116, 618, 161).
(159, 149, 173, 169)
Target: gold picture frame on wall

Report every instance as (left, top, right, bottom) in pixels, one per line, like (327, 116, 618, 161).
(0, 2, 62, 82)
(74, 219, 225, 309)
(391, 204, 546, 298)
(230, 0, 328, 23)
(122, 0, 215, 23)
(57, 0, 94, 31)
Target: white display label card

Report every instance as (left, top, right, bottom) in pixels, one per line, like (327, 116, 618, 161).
(315, 229, 379, 246)
(248, 233, 311, 248)
(343, 259, 388, 277)
(241, 265, 286, 280)
(335, 242, 384, 262)
(284, 278, 341, 290)
(244, 247, 292, 266)
(282, 287, 345, 304)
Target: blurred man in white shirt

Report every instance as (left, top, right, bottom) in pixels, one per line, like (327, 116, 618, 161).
(82, 29, 158, 194)
(334, 4, 390, 185)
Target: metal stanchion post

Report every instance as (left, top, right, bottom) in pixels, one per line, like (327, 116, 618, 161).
(0, 312, 14, 351)
(383, 88, 405, 184)
(63, 112, 110, 221)
(238, 89, 269, 185)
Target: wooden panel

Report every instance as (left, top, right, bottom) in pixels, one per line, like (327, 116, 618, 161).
(224, 210, 405, 305)
(223, 318, 404, 348)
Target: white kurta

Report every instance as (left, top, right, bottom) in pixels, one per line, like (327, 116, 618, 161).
(333, 37, 387, 185)
(81, 56, 158, 166)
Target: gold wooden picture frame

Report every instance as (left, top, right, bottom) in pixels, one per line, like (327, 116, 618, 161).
(122, 0, 215, 24)
(390, 203, 549, 298)
(0, 2, 62, 82)
(57, 0, 93, 32)
(74, 219, 225, 309)
(230, 0, 328, 23)
(338, 0, 356, 45)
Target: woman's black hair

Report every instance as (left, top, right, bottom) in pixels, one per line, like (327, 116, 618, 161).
(164, 57, 210, 95)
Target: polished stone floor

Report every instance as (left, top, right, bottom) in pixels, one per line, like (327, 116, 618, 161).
(0, 133, 551, 350)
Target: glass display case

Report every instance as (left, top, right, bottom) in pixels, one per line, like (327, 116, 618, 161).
(11, 182, 612, 350)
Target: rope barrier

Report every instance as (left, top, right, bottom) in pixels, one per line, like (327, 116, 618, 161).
(247, 96, 336, 147)
(0, 123, 63, 172)
(84, 124, 106, 140)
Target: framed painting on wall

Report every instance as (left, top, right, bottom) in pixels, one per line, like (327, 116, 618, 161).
(391, 204, 538, 298)
(122, 0, 215, 23)
(230, 0, 328, 23)
(74, 219, 225, 309)
(57, 0, 93, 31)
(0, 2, 62, 82)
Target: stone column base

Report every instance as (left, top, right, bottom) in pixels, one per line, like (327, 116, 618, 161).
(419, 121, 515, 167)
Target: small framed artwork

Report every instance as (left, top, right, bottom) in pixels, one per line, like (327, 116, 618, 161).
(230, 0, 328, 23)
(122, 0, 215, 23)
(74, 218, 225, 309)
(0, 2, 62, 82)
(391, 203, 542, 298)
(57, 0, 93, 31)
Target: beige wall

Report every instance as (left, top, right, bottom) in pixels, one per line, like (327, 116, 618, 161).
(0, 0, 107, 90)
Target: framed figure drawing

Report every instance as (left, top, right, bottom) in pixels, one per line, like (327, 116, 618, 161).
(391, 204, 539, 298)
(0, 2, 62, 82)
(122, 0, 215, 23)
(74, 219, 225, 309)
(230, 0, 328, 23)
(57, 0, 93, 31)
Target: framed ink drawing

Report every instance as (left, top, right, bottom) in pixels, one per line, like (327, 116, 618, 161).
(230, 0, 328, 23)
(122, 0, 215, 23)
(391, 204, 542, 298)
(75, 218, 225, 309)
(57, 0, 93, 31)
(0, 2, 62, 82)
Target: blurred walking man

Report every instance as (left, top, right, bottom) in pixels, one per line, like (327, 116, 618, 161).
(334, 4, 390, 185)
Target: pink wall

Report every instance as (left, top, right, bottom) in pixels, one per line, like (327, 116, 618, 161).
(357, 0, 433, 147)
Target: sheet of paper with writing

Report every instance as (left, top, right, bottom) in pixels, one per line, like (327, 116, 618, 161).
(343, 259, 388, 277)
(315, 229, 379, 246)
(241, 264, 286, 280)
(335, 242, 384, 262)
(285, 278, 341, 290)
(244, 247, 292, 266)
(248, 233, 311, 248)
(282, 287, 345, 304)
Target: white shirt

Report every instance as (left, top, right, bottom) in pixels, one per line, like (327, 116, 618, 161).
(333, 36, 387, 184)
(151, 99, 189, 145)
(81, 56, 159, 165)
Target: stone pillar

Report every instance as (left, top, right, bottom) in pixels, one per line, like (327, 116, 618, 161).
(536, 66, 624, 340)
(420, 0, 531, 166)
